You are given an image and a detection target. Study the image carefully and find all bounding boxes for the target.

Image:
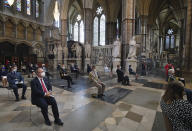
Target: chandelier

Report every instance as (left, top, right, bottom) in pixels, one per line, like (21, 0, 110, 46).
(7, 0, 15, 6)
(53, 1, 60, 21)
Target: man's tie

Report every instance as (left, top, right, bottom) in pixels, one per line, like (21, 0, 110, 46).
(40, 79, 48, 93)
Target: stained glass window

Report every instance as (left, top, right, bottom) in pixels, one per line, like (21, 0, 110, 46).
(80, 21, 84, 43)
(74, 22, 78, 41)
(16, 0, 21, 11)
(36, 0, 39, 17)
(4, 0, 10, 7)
(100, 14, 106, 46)
(93, 17, 98, 46)
(27, 0, 31, 15)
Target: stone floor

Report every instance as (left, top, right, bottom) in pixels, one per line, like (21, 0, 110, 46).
(0, 73, 167, 131)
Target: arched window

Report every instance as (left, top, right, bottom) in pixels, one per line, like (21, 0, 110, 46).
(74, 22, 78, 41)
(165, 29, 175, 50)
(80, 21, 84, 43)
(100, 14, 105, 46)
(16, 0, 21, 11)
(27, 0, 31, 15)
(36, 0, 39, 18)
(93, 7, 106, 46)
(72, 14, 84, 43)
(93, 17, 98, 46)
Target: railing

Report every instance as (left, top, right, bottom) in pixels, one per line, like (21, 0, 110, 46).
(91, 45, 113, 68)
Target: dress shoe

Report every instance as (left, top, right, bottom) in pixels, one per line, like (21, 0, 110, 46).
(101, 94, 105, 96)
(15, 98, 20, 101)
(97, 94, 103, 98)
(54, 119, 63, 126)
(21, 96, 26, 100)
(45, 120, 51, 126)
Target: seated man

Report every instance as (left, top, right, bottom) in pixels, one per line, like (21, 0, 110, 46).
(70, 64, 79, 79)
(7, 65, 27, 101)
(60, 64, 73, 88)
(129, 65, 136, 75)
(89, 66, 105, 98)
(0, 65, 8, 87)
(31, 68, 63, 126)
(116, 65, 124, 83)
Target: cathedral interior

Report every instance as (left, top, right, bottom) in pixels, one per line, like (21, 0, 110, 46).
(0, 0, 192, 131)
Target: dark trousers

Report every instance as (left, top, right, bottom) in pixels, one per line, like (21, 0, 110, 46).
(64, 75, 73, 87)
(122, 76, 130, 85)
(35, 97, 60, 122)
(11, 84, 27, 99)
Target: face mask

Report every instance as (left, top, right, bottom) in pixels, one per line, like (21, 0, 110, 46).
(41, 72, 46, 77)
(13, 69, 17, 72)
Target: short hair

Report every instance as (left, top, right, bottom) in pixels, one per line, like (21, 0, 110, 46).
(163, 81, 184, 102)
(117, 65, 120, 68)
(92, 65, 95, 69)
(36, 67, 43, 74)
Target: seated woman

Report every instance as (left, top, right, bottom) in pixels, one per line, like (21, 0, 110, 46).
(160, 81, 192, 131)
(60, 64, 73, 88)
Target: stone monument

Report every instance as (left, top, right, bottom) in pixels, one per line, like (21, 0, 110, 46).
(112, 38, 121, 73)
(84, 42, 91, 72)
(126, 36, 138, 73)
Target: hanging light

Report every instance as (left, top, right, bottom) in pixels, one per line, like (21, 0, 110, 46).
(7, 0, 15, 6)
(53, 1, 60, 21)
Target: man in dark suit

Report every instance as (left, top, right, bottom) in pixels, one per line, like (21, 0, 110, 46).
(31, 68, 63, 126)
(116, 65, 124, 83)
(7, 65, 27, 101)
(60, 64, 73, 88)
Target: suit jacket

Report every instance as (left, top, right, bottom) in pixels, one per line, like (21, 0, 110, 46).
(30, 77, 52, 105)
(7, 71, 24, 88)
(116, 69, 124, 78)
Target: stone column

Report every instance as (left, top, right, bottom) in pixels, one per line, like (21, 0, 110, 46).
(84, 8, 93, 72)
(84, 8, 93, 44)
(22, 0, 27, 16)
(140, 15, 148, 53)
(122, 0, 135, 71)
(0, 0, 3, 11)
(32, 0, 36, 19)
(106, 21, 117, 45)
(39, 1, 44, 22)
(61, 19, 68, 65)
(184, 0, 192, 82)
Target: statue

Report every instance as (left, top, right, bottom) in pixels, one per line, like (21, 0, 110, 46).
(63, 46, 68, 58)
(112, 38, 121, 58)
(85, 42, 91, 58)
(128, 36, 138, 60)
(74, 43, 82, 58)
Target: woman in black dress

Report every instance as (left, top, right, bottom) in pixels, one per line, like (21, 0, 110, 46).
(160, 82, 192, 131)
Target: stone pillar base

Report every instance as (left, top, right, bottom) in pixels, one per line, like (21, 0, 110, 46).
(113, 58, 121, 73)
(76, 59, 82, 71)
(84, 58, 91, 72)
(125, 59, 137, 73)
(183, 71, 192, 83)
